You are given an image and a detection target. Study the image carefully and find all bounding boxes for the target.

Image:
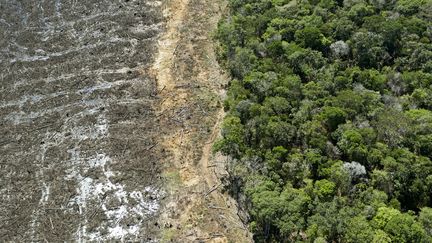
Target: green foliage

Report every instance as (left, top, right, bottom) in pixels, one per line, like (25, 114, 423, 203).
(350, 31, 387, 69)
(396, 0, 428, 15)
(214, 116, 245, 158)
(419, 207, 432, 237)
(372, 207, 401, 229)
(319, 106, 347, 131)
(314, 179, 336, 198)
(344, 216, 374, 242)
(372, 230, 392, 243)
(215, 0, 432, 241)
(383, 213, 428, 242)
(248, 181, 311, 242)
(295, 26, 329, 51)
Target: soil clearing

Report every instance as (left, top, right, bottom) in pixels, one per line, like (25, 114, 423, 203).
(0, 0, 250, 241)
(153, 0, 252, 241)
(0, 0, 165, 241)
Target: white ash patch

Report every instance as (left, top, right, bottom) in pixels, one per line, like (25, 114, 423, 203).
(67, 147, 163, 240)
(143, 0, 162, 7)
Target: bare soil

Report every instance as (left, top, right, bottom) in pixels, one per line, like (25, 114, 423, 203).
(153, 0, 252, 242)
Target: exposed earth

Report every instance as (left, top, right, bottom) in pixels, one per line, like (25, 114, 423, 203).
(153, 0, 251, 241)
(0, 0, 250, 242)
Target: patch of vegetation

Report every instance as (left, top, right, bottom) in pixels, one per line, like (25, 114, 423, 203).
(161, 228, 176, 242)
(215, 0, 432, 241)
(163, 170, 182, 190)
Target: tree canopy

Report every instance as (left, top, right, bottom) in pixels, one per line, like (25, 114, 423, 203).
(215, 0, 432, 241)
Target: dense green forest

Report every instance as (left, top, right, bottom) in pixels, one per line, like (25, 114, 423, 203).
(214, 0, 432, 241)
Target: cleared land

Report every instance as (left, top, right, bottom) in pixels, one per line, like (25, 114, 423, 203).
(1, 0, 164, 241)
(0, 0, 250, 242)
(153, 0, 251, 241)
